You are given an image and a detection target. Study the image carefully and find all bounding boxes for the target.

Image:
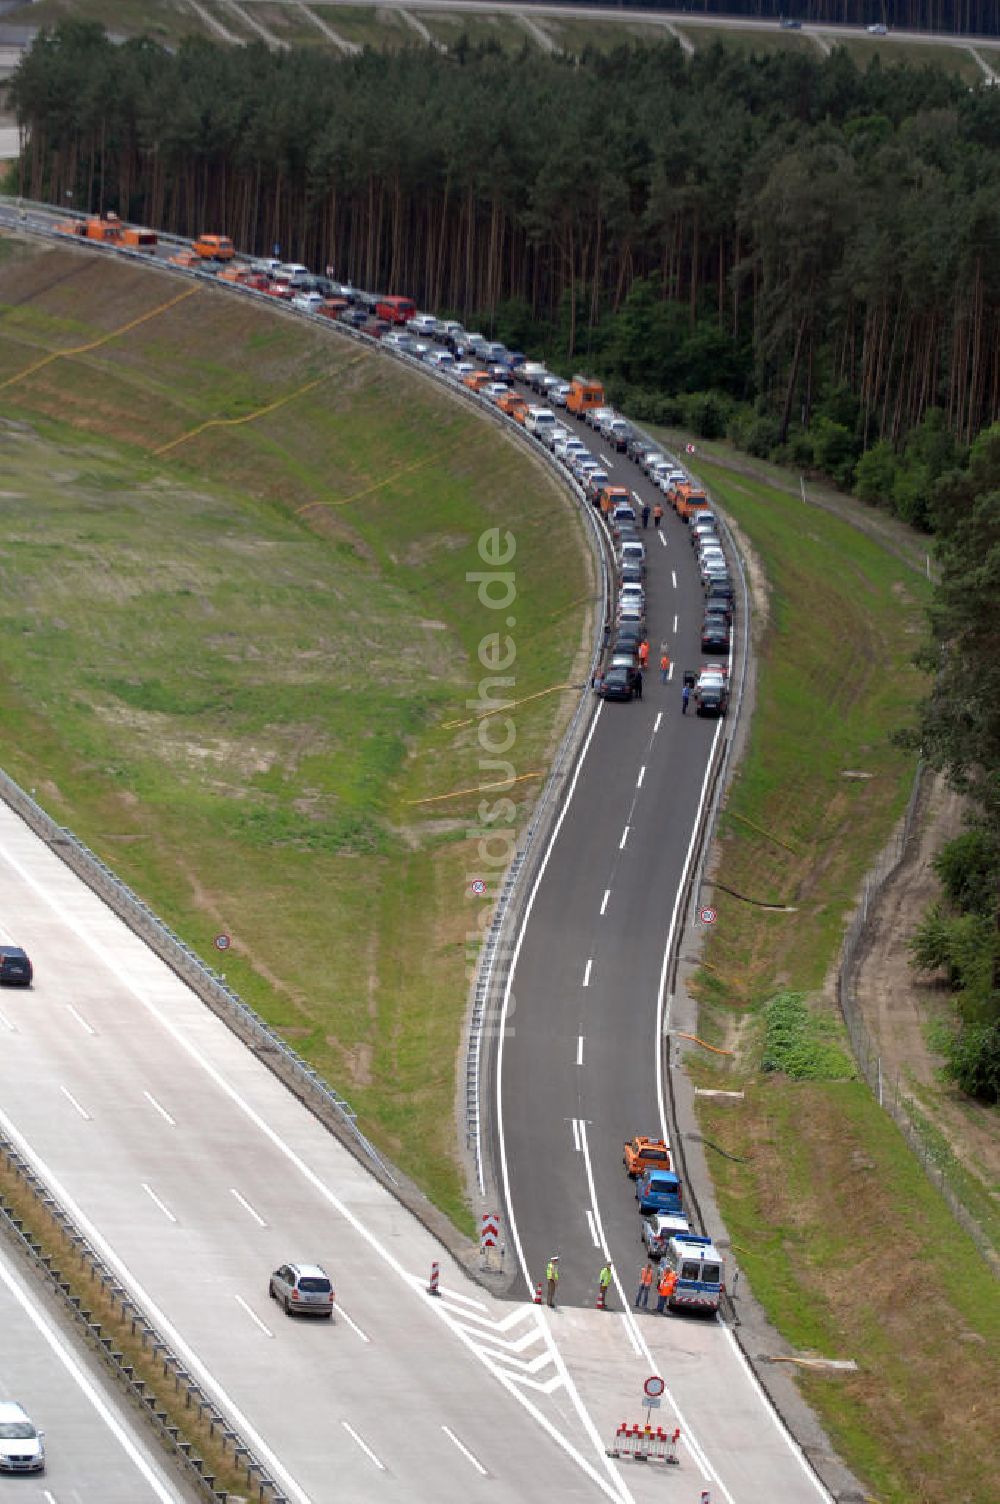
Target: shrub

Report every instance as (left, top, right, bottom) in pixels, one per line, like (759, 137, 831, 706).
(939, 1021, 1000, 1103)
(760, 991, 854, 1080)
(933, 828, 999, 917)
(854, 440, 899, 506)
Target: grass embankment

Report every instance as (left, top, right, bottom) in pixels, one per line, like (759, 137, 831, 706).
(686, 462, 999, 1504)
(0, 235, 592, 1233)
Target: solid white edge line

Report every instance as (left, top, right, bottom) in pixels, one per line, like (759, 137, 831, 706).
(583, 958, 592, 987)
(498, 699, 599, 1252)
(341, 1420, 384, 1471)
(59, 1085, 91, 1121)
(0, 1256, 179, 1503)
(335, 1302, 371, 1344)
(721, 1324, 834, 1499)
(571, 1117, 581, 1153)
(441, 1423, 488, 1477)
(0, 1007, 14, 1031)
(229, 1187, 267, 1227)
(619, 1311, 642, 1357)
(234, 1294, 273, 1338)
(140, 1182, 177, 1224)
(65, 1003, 95, 1035)
(580, 1087, 726, 1495)
(585, 1209, 600, 1248)
(143, 1091, 176, 1127)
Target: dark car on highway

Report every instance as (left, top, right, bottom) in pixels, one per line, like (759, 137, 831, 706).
(701, 616, 730, 653)
(612, 626, 643, 656)
(596, 666, 636, 701)
(0, 947, 32, 986)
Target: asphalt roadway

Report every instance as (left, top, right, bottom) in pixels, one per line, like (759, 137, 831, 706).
(489, 427, 834, 1502)
(0, 1237, 195, 1502)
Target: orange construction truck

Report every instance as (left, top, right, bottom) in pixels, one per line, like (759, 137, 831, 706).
(193, 234, 235, 261)
(599, 483, 631, 516)
(56, 214, 156, 249)
(566, 375, 605, 420)
(673, 483, 711, 521)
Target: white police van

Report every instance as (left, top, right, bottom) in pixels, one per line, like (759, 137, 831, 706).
(660, 1233, 724, 1313)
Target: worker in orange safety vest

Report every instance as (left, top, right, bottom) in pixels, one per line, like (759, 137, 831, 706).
(635, 1262, 654, 1309)
(656, 1266, 678, 1314)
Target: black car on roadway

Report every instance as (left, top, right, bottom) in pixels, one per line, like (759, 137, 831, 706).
(596, 666, 636, 702)
(0, 947, 32, 986)
(701, 616, 730, 653)
(612, 626, 643, 656)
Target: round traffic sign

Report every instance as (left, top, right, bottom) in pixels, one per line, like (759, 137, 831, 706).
(686, 443, 697, 454)
(214, 933, 231, 951)
(470, 878, 486, 896)
(643, 1374, 666, 1399)
(699, 906, 717, 925)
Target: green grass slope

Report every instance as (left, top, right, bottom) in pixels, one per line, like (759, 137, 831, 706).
(0, 234, 593, 1230)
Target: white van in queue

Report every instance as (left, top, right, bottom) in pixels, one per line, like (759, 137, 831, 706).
(659, 1233, 724, 1313)
(525, 407, 557, 441)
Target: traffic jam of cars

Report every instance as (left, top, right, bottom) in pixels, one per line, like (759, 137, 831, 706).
(623, 1136, 724, 1314)
(137, 242, 737, 712)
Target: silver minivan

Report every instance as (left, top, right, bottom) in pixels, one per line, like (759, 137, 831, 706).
(269, 1262, 335, 1318)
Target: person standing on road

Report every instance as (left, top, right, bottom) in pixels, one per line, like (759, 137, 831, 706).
(660, 651, 671, 685)
(636, 1262, 654, 1308)
(638, 638, 649, 670)
(546, 1255, 559, 1308)
(653, 502, 664, 529)
(682, 683, 691, 715)
(633, 668, 643, 701)
(642, 502, 650, 529)
(599, 1261, 613, 1309)
(656, 1266, 678, 1314)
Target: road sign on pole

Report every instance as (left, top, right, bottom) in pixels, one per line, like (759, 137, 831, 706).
(214, 933, 231, 951)
(699, 906, 717, 925)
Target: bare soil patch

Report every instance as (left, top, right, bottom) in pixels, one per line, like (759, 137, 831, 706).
(854, 771, 1000, 1198)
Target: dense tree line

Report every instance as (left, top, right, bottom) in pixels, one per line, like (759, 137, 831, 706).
(578, 1, 997, 35)
(9, 25, 999, 452)
(6, 24, 999, 453)
(905, 425, 1000, 1101)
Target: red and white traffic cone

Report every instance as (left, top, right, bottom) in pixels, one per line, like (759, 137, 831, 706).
(428, 1261, 440, 1297)
(533, 1281, 543, 1304)
(596, 1286, 606, 1310)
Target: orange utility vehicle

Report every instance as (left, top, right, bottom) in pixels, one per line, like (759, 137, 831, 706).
(623, 1136, 672, 1178)
(56, 213, 157, 249)
(599, 484, 632, 516)
(462, 370, 492, 393)
(673, 483, 711, 521)
(498, 391, 529, 422)
(566, 375, 605, 419)
(192, 234, 235, 261)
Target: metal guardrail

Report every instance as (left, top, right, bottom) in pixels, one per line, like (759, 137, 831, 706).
(0, 768, 397, 1187)
(0, 1134, 288, 1504)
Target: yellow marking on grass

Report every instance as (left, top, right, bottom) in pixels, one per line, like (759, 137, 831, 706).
(675, 1031, 734, 1056)
(0, 286, 200, 392)
(725, 809, 801, 856)
(295, 446, 440, 514)
(406, 770, 544, 806)
(441, 683, 579, 730)
(152, 372, 330, 456)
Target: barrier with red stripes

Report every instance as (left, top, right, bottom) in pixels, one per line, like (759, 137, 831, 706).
(606, 1423, 681, 1465)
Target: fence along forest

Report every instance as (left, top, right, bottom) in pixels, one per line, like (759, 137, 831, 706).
(537, 0, 999, 29)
